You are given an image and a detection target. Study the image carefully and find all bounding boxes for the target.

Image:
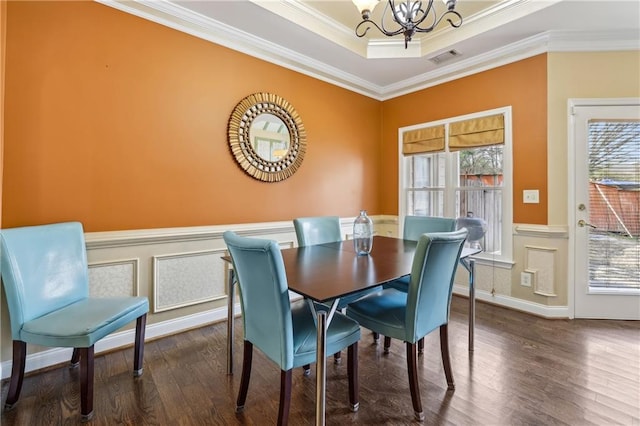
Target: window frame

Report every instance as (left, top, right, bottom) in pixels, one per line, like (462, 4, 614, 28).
(398, 106, 513, 262)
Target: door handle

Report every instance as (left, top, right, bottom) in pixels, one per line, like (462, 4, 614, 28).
(578, 220, 597, 229)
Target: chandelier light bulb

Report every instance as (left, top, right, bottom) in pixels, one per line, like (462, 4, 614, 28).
(352, 0, 381, 19)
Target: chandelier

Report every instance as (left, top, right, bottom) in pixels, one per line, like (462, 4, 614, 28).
(352, 0, 463, 49)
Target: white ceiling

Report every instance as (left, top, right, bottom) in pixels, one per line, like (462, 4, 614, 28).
(99, 0, 640, 100)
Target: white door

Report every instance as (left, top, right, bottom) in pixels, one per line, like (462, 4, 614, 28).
(571, 99, 640, 320)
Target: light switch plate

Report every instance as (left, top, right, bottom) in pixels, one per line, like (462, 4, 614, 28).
(523, 189, 539, 203)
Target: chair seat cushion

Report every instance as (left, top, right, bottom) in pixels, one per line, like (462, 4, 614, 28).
(290, 300, 361, 368)
(346, 289, 409, 342)
(20, 297, 149, 348)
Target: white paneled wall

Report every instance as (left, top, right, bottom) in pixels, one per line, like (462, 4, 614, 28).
(1, 216, 570, 379)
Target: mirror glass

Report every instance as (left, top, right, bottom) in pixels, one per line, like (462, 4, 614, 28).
(249, 113, 290, 162)
(227, 93, 306, 182)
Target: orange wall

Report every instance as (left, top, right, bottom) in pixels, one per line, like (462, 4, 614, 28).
(3, 1, 548, 232)
(1, 0, 6, 226)
(3, 1, 381, 232)
(380, 55, 548, 225)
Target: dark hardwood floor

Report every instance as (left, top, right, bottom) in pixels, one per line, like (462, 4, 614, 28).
(2, 296, 639, 425)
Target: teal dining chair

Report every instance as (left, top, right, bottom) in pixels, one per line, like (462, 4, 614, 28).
(293, 216, 383, 309)
(294, 216, 382, 363)
(346, 229, 468, 421)
(0, 222, 149, 421)
(293, 215, 342, 246)
(402, 215, 457, 241)
(377, 215, 457, 345)
(223, 231, 361, 425)
(386, 216, 456, 292)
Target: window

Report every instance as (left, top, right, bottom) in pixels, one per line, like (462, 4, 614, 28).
(399, 107, 513, 260)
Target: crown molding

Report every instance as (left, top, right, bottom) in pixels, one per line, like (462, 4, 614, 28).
(547, 30, 640, 52)
(249, 0, 368, 57)
(97, 0, 384, 98)
(380, 32, 551, 99)
(97, 0, 639, 101)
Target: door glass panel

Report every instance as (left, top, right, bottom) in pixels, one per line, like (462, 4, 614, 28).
(587, 119, 640, 290)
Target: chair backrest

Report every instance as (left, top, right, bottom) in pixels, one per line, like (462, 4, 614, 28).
(293, 216, 342, 247)
(223, 231, 295, 370)
(405, 229, 468, 341)
(1, 222, 90, 339)
(403, 216, 456, 241)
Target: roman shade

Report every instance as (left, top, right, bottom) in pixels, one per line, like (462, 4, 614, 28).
(449, 114, 504, 151)
(402, 125, 445, 155)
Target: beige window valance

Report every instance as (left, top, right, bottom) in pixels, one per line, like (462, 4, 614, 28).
(402, 125, 445, 155)
(449, 114, 504, 151)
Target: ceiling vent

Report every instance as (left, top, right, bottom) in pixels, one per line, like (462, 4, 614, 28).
(428, 49, 461, 64)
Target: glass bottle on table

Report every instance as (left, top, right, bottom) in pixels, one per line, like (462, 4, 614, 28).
(353, 210, 373, 255)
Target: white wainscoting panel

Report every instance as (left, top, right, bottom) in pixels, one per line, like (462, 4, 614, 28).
(153, 249, 227, 312)
(526, 245, 557, 297)
(88, 258, 139, 297)
(476, 262, 513, 296)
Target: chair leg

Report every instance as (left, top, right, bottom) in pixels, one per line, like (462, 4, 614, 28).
(372, 332, 379, 343)
(418, 337, 424, 354)
(347, 343, 359, 412)
(70, 348, 81, 368)
(79, 346, 95, 421)
(405, 342, 424, 421)
(440, 324, 455, 390)
(236, 341, 253, 413)
(302, 364, 311, 376)
(383, 336, 391, 354)
(278, 369, 292, 426)
(133, 314, 147, 376)
(333, 351, 342, 364)
(4, 340, 26, 410)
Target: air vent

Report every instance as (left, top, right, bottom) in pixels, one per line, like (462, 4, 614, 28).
(428, 49, 461, 64)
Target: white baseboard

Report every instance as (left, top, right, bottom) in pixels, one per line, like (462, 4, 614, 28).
(453, 284, 570, 318)
(0, 302, 242, 381)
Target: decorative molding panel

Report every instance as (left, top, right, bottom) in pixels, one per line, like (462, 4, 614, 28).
(484, 262, 512, 296)
(153, 249, 227, 313)
(88, 258, 138, 297)
(525, 245, 557, 297)
(514, 224, 568, 238)
(278, 241, 295, 250)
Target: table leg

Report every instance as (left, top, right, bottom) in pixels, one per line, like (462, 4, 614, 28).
(226, 268, 235, 375)
(305, 298, 339, 426)
(468, 259, 475, 352)
(315, 310, 327, 426)
(459, 257, 476, 352)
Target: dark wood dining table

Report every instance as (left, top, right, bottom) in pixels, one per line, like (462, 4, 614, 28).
(223, 235, 479, 426)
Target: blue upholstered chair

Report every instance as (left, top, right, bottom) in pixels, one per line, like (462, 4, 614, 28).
(294, 216, 382, 364)
(346, 229, 468, 421)
(403, 215, 457, 240)
(293, 216, 382, 309)
(377, 216, 457, 346)
(293, 215, 342, 247)
(223, 231, 361, 425)
(384, 216, 456, 294)
(0, 222, 149, 421)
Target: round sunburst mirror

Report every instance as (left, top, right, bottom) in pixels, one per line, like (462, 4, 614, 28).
(227, 93, 306, 182)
